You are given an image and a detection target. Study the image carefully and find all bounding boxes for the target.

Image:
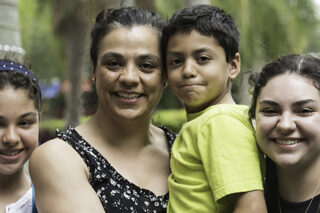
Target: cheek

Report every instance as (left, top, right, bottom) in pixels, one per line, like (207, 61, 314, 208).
(143, 72, 163, 91)
(255, 116, 275, 141)
(167, 71, 179, 85)
(22, 127, 39, 149)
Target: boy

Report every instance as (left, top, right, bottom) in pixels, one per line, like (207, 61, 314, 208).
(162, 5, 266, 212)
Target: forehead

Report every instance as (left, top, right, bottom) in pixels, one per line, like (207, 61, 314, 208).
(258, 73, 320, 103)
(98, 26, 160, 57)
(167, 30, 223, 54)
(0, 86, 37, 115)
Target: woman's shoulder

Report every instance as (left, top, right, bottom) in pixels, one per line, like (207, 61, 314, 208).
(31, 138, 73, 160)
(29, 137, 88, 179)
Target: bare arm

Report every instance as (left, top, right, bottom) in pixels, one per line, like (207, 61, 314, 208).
(29, 139, 105, 213)
(230, 190, 267, 213)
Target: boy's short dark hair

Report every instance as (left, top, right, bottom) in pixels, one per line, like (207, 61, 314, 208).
(162, 4, 240, 66)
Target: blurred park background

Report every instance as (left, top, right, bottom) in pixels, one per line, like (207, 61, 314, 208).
(1, 0, 320, 142)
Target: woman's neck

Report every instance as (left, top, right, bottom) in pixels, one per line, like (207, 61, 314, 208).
(277, 160, 320, 202)
(78, 111, 154, 151)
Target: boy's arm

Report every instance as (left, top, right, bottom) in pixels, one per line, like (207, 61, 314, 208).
(230, 190, 267, 213)
(198, 113, 266, 211)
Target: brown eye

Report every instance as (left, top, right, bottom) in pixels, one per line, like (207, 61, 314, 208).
(168, 58, 182, 66)
(105, 60, 122, 70)
(139, 62, 155, 72)
(260, 108, 279, 116)
(19, 120, 34, 128)
(196, 56, 211, 64)
(297, 108, 313, 116)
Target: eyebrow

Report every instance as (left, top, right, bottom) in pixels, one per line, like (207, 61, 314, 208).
(100, 52, 123, 61)
(259, 99, 279, 106)
(167, 48, 214, 56)
(192, 48, 214, 55)
(0, 112, 38, 120)
(292, 99, 316, 106)
(259, 99, 315, 106)
(139, 54, 160, 62)
(100, 52, 160, 62)
(21, 112, 38, 118)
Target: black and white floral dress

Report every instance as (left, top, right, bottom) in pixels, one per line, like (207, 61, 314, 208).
(56, 127, 176, 213)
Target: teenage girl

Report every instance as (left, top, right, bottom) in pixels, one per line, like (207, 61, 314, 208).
(249, 54, 320, 212)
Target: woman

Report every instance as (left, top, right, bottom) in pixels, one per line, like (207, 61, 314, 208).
(249, 54, 320, 212)
(0, 51, 41, 213)
(30, 7, 175, 213)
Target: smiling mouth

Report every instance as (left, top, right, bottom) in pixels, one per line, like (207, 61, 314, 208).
(274, 139, 302, 145)
(114, 92, 143, 100)
(0, 149, 23, 156)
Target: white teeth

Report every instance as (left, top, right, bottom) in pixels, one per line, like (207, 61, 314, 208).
(276, 139, 301, 145)
(0, 150, 21, 156)
(116, 92, 141, 99)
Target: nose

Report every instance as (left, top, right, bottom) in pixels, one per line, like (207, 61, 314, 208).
(276, 112, 296, 134)
(2, 127, 20, 147)
(1, 126, 20, 147)
(119, 63, 140, 87)
(182, 59, 196, 78)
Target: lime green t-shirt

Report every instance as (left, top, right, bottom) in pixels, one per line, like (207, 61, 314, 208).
(167, 104, 264, 213)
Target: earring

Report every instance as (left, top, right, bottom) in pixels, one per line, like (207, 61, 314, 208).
(92, 77, 95, 83)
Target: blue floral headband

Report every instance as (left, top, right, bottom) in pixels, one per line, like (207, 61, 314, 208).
(0, 61, 38, 85)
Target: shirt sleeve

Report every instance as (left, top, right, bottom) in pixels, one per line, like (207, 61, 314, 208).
(197, 113, 264, 202)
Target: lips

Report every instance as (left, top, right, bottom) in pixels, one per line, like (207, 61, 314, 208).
(0, 149, 24, 156)
(114, 92, 143, 100)
(274, 139, 302, 145)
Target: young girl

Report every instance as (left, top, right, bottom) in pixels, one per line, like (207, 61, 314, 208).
(249, 54, 320, 212)
(0, 51, 41, 213)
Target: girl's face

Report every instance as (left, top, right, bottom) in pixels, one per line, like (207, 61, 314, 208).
(93, 26, 163, 121)
(0, 86, 39, 175)
(255, 73, 320, 170)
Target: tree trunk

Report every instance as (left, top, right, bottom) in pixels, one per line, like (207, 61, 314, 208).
(0, 0, 22, 52)
(64, 28, 89, 127)
(51, 0, 90, 127)
(184, 0, 211, 7)
(135, 0, 155, 11)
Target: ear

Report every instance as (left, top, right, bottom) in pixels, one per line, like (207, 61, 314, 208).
(228, 53, 240, 80)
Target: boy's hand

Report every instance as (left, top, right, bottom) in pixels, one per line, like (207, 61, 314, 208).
(230, 190, 267, 213)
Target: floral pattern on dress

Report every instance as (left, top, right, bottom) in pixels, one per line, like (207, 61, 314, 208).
(56, 126, 176, 213)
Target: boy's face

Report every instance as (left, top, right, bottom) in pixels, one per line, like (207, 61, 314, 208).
(166, 30, 240, 113)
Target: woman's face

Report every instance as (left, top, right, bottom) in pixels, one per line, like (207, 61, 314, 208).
(0, 86, 39, 175)
(255, 73, 320, 170)
(93, 26, 163, 121)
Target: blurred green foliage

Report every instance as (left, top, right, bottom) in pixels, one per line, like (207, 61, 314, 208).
(18, 0, 66, 81)
(152, 108, 186, 132)
(40, 109, 186, 133)
(18, 0, 320, 121)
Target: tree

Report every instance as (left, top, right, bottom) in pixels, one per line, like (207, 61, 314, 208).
(136, 0, 156, 11)
(213, 0, 320, 104)
(185, 0, 210, 6)
(0, 0, 23, 52)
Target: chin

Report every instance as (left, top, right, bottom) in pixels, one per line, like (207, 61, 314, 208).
(273, 156, 303, 169)
(115, 109, 150, 121)
(0, 165, 24, 175)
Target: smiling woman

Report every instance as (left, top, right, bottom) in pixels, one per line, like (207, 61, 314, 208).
(249, 54, 320, 213)
(29, 7, 176, 213)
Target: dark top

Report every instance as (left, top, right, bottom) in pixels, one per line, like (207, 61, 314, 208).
(56, 126, 176, 213)
(268, 193, 320, 213)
